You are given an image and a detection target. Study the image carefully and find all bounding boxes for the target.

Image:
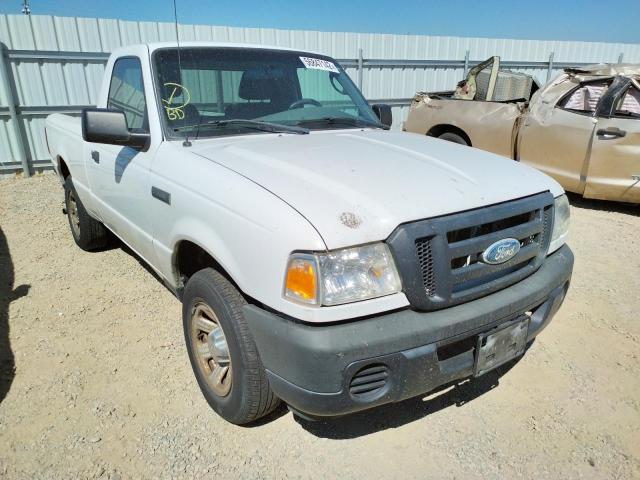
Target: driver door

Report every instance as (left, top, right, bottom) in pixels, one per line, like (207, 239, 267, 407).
(584, 81, 640, 202)
(86, 56, 156, 263)
(518, 80, 611, 194)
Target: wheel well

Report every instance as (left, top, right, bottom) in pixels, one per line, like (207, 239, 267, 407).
(58, 156, 70, 179)
(426, 125, 472, 146)
(174, 241, 234, 288)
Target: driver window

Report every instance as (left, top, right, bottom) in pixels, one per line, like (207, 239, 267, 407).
(107, 57, 148, 132)
(558, 81, 610, 114)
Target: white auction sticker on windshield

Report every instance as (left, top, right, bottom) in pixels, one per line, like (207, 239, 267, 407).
(299, 56, 339, 73)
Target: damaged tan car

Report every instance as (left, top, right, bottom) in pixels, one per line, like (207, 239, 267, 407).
(404, 57, 640, 203)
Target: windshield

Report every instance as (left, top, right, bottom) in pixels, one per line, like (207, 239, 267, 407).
(153, 47, 381, 138)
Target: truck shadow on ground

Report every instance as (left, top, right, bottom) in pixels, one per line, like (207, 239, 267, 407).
(567, 192, 639, 216)
(0, 227, 30, 404)
(111, 237, 177, 296)
(295, 358, 520, 439)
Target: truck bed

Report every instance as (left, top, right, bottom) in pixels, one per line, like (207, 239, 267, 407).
(403, 93, 524, 159)
(45, 114, 83, 179)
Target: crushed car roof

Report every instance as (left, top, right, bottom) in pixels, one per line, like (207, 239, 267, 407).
(564, 63, 640, 77)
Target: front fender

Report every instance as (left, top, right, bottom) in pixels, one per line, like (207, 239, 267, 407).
(167, 219, 247, 290)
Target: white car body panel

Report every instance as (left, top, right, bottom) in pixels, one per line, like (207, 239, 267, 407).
(189, 129, 564, 249)
(45, 42, 565, 323)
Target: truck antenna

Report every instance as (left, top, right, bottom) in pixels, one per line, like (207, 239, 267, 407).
(172, 0, 191, 147)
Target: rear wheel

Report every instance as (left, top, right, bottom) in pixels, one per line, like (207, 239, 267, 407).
(64, 176, 108, 250)
(438, 132, 469, 146)
(182, 268, 280, 424)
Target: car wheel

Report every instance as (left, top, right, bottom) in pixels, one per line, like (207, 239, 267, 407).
(438, 132, 469, 146)
(64, 176, 108, 251)
(182, 268, 280, 424)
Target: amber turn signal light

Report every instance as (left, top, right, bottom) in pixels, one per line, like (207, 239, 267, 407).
(284, 255, 318, 305)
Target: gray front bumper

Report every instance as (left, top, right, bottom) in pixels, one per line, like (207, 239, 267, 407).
(244, 245, 573, 417)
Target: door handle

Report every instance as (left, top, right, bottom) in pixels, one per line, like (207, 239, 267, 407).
(596, 127, 626, 138)
(91, 150, 100, 163)
(151, 186, 171, 205)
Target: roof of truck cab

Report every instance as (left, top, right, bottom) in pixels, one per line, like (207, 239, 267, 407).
(139, 41, 325, 57)
(527, 63, 640, 121)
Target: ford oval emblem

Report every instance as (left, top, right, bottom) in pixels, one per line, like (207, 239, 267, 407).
(481, 238, 521, 265)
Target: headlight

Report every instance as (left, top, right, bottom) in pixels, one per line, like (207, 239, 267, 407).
(284, 243, 402, 306)
(548, 194, 570, 254)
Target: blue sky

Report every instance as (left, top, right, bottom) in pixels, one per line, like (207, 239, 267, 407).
(2, 0, 639, 44)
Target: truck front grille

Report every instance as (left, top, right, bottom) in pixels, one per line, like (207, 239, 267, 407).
(388, 192, 554, 311)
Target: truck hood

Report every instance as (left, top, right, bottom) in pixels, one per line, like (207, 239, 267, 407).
(190, 129, 563, 249)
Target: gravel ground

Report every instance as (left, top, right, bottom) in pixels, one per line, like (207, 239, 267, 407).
(1, 173, 639, 480)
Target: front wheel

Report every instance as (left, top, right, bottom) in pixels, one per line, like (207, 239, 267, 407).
(438, 132, 469, 146)
(182, 268, 280, 424)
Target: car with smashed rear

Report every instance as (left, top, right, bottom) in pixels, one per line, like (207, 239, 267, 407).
(404, 57, 640, 204)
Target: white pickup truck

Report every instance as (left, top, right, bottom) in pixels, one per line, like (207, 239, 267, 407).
(45, 42, 573, 424)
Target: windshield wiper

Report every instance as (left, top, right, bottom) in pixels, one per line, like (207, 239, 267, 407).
(174, 118, 309, 137)
(296, 117, 390, 130)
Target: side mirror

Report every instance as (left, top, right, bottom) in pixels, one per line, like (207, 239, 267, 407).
(82, 108, 149, 149)
(371, 104, 393, 127)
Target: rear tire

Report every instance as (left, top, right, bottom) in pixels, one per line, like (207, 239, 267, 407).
(438, 132, 469, 146)
(182, 268, 280, 425)
(64, 176, 108, 251)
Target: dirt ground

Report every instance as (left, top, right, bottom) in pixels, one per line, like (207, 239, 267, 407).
(0, 173, 638, 480)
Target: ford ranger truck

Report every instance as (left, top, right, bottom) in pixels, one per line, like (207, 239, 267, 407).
(45, 42, 573, 424)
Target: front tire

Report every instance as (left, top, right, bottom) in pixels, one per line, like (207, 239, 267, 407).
(64, 176, 108, 251)
(438, 131, 469, 146)
(182, 268, 280, 424)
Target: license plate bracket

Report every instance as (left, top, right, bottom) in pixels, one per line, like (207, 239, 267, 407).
(474, 316, 530, 377)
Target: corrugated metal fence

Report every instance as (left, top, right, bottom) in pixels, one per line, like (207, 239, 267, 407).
(1, 14, 640, 175)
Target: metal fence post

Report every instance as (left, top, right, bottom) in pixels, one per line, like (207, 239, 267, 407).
(546, 51, 555, 84)
(0, 43, 30, 177)
(357, 48, 364, 90)
(618, 53, 624, 64)
(463, 50, 470, 77)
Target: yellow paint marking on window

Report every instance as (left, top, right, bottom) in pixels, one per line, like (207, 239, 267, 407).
(161, 82, 191, 121)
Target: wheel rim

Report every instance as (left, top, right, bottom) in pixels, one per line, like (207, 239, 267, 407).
(190, 301, 232, 397)
(67, 190, 81, 238)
